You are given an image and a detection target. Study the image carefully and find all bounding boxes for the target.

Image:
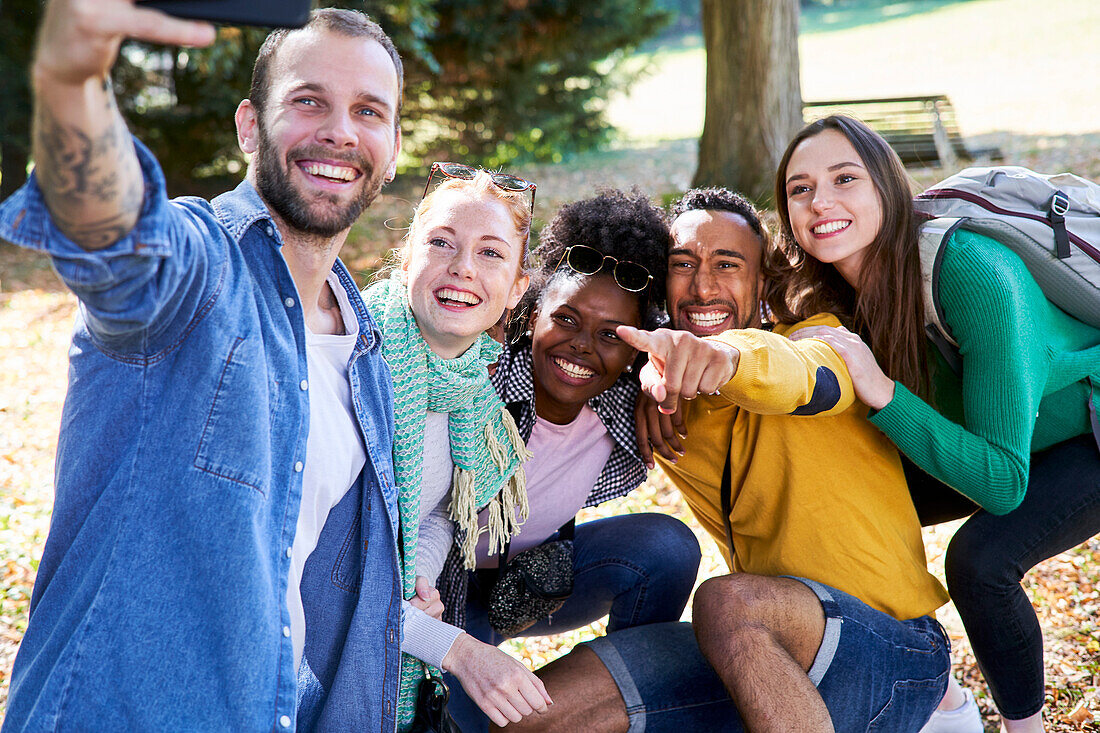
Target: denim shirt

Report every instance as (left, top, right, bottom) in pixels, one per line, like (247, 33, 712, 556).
(0, 139, 401, 732)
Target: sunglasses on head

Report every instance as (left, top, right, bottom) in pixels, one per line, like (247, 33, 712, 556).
(556, 244, 653, 293)
(422, 161, 536, 213)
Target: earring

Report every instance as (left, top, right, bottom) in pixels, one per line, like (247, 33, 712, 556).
(624, 364, 633, 373)
(525, 329, 533, 338)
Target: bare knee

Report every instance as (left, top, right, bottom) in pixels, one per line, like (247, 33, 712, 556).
(694, 574, 771, 630)
(693, 574, 825, 671)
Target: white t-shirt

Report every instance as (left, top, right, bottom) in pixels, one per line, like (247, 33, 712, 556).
(287, 272, 365, 673)
(399, 412, 465, 669)
(475, 405, 613, 567)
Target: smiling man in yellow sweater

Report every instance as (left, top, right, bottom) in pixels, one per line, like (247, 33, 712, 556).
(497, 188, 976, 733)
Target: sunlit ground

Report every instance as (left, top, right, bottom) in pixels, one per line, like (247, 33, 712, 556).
(4, 0, 1100, 728)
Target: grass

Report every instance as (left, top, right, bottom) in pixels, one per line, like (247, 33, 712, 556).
(4, 0, 1100, 728)
(608, 0, 1100, 143)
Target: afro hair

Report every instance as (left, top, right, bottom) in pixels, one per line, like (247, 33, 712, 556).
(535, 187, 667, 296)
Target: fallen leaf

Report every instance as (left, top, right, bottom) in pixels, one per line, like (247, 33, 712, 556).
(1066, 700, 1093, 726)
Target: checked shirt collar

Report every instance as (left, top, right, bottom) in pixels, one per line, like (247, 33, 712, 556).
(491, 342, 647, 507)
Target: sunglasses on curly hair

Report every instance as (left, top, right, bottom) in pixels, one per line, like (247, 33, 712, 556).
(422, 161, 536, 214)
(556, 244, 653, 293)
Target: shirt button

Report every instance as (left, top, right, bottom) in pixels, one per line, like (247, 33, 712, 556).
(284, 297, 296, 308)
(286, 547, 293, 558)
(387, 627, 396, 643)
(294, 461, 304, 473)
(279, 714, 291, 728)
(283, 626, 291, 638)
(266, 225, 275, 237)
(299, 379, 309, 391)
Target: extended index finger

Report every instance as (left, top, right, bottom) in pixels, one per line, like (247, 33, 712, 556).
(616, 325, 669, 356)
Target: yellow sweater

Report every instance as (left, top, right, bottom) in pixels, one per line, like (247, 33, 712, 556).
(658, 314, 948, 621)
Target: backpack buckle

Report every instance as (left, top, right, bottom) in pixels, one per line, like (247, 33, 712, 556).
(1049, 190, 1071, 258)
(1051, 191, 1070, 217)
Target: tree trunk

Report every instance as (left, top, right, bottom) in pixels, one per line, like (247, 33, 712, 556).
(1, 141, 30, 201)
(692, 0, 802, 204)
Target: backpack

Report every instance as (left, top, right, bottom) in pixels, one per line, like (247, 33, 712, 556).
(913, 165, 1100, 445)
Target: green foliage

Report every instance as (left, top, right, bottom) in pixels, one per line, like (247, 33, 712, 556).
(2, 0, 668, 196)
(651, 0, 701, 38)
(0, 0, 40, 198)
(399, 0, 671, 170)
(113, 29, 270, 196)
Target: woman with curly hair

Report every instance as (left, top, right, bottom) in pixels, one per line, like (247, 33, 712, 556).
(443, 189, 702, 732)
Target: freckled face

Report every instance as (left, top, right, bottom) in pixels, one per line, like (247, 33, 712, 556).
(403, 190, 529, 358)
(667, 209, 764, 335)
(783, 129, 884, 284)
(530, 273, 640, 425)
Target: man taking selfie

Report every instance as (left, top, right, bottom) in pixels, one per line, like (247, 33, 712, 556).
(0, 2, 403, 730)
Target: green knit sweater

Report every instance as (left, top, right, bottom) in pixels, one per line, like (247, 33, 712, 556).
(871, 230, 1100, 515)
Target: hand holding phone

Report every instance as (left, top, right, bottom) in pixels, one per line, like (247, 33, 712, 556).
(35, 0, 215, 86)
(135, 0, 312, 28)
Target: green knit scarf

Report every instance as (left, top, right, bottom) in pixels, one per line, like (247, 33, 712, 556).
(363, 273, 530, 731)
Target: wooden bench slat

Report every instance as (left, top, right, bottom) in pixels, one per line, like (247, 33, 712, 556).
(802, 94, 1002, 168)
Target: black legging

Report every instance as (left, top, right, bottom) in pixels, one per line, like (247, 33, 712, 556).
(939, 435, 1100, 719)
(903, 454, 978, 526)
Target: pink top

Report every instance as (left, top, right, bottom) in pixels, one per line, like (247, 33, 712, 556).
(474, 405, 614, 567)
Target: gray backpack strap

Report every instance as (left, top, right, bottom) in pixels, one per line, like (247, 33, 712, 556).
(919, 217, 966, 374)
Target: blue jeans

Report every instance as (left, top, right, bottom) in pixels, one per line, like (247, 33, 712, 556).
(583, 578, 949, 733)
(446, 512, 701, 731)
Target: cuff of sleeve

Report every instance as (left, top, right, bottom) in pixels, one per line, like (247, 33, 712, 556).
(867, 381, 916, 441)
(401, 601, 464, 669)
(0, 136, 174, 266)
(704, 332, 755, 395)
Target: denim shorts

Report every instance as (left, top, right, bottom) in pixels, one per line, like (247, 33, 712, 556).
(584, 576, 950, 732)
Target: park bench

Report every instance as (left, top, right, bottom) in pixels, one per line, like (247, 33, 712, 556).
(802, 94, 1004, 169)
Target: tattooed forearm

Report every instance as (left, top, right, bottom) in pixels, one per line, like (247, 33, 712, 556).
(33, 79, 143, 250)
(47, 174, 144, 250)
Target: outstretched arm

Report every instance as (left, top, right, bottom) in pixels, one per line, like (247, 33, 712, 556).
(618, 320, 854, 418)
(30, 0, 213, 249)
(616, 326, 740, 414)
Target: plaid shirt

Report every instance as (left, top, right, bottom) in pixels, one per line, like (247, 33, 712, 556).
(439, 342, 648, 628)
(491, 342, 648, 507)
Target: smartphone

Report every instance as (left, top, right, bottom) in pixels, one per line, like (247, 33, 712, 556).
(136, 0, 312, 28)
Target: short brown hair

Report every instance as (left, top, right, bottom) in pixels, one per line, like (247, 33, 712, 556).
(248, 8, 403, 131)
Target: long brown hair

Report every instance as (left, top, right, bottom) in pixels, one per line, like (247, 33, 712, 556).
(772, 115, 928, 396)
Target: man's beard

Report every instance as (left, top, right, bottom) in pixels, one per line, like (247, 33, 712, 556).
(254, 123, 385, 239)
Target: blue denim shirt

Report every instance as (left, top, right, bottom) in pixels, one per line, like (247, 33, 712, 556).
(0, 139, 401, 732)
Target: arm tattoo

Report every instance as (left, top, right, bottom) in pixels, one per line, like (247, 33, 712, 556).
(33, 87, 144, 249)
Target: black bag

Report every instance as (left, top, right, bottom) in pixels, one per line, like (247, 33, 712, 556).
(411, 673, 462, 733)
(487, 519, 575, 637)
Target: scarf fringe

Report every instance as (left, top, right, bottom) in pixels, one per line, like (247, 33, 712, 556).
(450, 407, 533, 570)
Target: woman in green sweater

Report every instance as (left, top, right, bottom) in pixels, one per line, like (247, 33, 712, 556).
(772, 115, 1100, 733)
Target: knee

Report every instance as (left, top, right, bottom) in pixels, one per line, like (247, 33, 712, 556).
(945, 522, 1018, 593)
(609, 513, 701, 582)
(693, 575, 763, 633)
(693, 575, 771, 658)
(643, 514, 701, 578)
